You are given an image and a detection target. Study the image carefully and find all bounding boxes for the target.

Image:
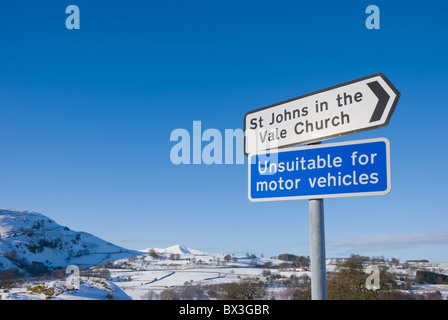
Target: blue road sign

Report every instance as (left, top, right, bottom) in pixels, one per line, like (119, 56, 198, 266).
(248, 138, 391, 202)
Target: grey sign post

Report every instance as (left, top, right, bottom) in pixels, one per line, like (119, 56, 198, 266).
(308, 141, 327, 300)
(245, 73, 400, 301)
(309, 198, 327, 300)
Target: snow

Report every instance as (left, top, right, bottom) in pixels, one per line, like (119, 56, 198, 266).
(1, 278, 132, 300)
(2, 246, 448, 300)
(0, 209, 141, 273)
(1, 209, 448, 300)
(140, 244, 208, 256)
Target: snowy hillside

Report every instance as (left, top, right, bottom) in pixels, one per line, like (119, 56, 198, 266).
(141, 244, 208, 256)
(1, 209, 448, 301)
(0, 209, 141, 276)
(2, 239, 448, 300)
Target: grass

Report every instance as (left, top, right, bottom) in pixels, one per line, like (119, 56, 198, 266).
(26, 283, 56, 299)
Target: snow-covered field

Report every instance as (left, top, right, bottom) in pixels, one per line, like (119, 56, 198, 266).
(2, 277, 132, 300)
(1, 209, 447, 300)
(104, 245, 303, 300)
(2, 244, 448, 300)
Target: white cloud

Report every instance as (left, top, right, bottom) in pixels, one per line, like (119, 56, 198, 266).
(328, 230, 448, 252)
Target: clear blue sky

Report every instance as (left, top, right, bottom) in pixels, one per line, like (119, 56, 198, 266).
(1, 1, 447, 262)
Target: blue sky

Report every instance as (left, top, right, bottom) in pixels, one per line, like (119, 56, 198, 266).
(0, 1, 447, 262)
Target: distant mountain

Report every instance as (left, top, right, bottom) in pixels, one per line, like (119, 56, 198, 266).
(0, 209, 141, 276)
(141, 244, 208, 256)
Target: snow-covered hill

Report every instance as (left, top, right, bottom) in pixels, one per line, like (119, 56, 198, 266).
(0, 209, 141, 276)
(1, 209, 448, 301)
(141, 244, 208, 256)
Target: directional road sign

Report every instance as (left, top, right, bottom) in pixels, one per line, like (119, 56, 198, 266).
(248, 138, 391, 202)
(244, 73, 400, 155)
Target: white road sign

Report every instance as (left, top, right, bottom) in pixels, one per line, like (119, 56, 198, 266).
(244, 73, 400, 155)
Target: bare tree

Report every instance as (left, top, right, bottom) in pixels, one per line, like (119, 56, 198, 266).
(220, 277, 267, 300)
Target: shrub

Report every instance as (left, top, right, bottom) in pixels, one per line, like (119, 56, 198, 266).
(220, 277, 267, 300)
(326, 258, 397, 300)
(415, 271, 448, 284)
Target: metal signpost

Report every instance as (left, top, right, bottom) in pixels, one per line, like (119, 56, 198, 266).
(248, 138, 391, 300)
(309, 197, 326, 300)
(244, 73, 400, 300)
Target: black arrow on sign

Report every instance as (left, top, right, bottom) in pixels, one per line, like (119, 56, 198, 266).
(367, 81, 390, 123)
